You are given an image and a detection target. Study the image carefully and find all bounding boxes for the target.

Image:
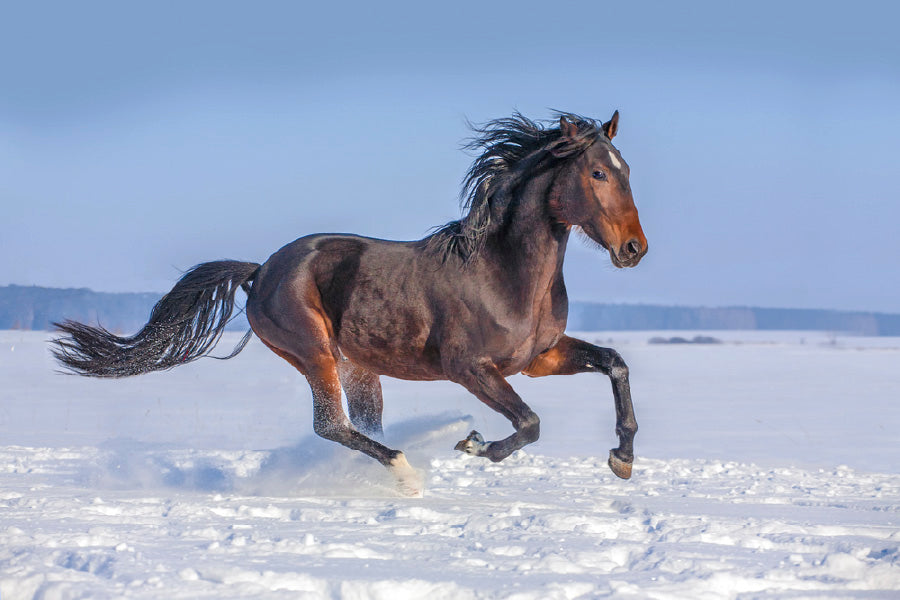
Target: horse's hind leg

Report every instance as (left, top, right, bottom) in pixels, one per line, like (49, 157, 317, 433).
(338, 358, 384, 438)
(522, 335, 637, 479)
(258, 336, 420, 495)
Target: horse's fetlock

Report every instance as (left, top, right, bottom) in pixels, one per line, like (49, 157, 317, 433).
(518, 412, 541, 442)
(388, 451, 410, 468)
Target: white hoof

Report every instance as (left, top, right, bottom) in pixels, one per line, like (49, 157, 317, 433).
(389, 453, 424, 498)
(454, 430, 487, 456)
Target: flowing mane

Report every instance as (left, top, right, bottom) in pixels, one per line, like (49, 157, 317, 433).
(425, 111, 604, 264)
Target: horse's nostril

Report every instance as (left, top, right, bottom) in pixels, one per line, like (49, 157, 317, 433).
(622, 239, 642, 258)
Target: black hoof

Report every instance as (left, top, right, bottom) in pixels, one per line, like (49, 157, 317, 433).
(608, 449, 633, 479)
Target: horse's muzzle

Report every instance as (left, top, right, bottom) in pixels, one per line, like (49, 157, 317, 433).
(611, 238, 647, 268)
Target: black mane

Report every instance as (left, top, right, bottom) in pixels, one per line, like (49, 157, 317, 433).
(425, 111, 603, 264)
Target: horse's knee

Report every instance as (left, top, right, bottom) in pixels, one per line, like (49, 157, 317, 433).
(610, 364, 629, 383)
(606, 351, 629, 382)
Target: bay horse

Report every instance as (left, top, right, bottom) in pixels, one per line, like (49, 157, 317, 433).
(52, 111, 648, 495)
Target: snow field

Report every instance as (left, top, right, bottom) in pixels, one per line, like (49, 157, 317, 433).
(2, 443, 898, 599)
(1, 330, 899, 598)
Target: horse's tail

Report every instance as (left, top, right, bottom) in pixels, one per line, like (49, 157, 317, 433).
(51, 260, 261, 378)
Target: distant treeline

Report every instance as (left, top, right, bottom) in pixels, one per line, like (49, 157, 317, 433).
(0, 285, 248, 333)
(568, 303, 900, 336)
(2, 284, 899, 336)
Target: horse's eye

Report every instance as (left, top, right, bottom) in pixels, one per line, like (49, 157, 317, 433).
(592, 170, 607, 181)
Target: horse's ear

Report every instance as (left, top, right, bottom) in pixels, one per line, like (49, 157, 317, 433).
(603, 110, 620, 140)
(559, 116, 578, 139)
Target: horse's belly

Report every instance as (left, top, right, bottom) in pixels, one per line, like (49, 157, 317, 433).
(336, 312, 444, 381)
(339, 342, 444, 381)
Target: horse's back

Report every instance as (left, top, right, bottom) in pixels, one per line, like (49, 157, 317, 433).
(245, 233, 442, 376)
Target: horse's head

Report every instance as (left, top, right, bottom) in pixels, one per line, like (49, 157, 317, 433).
(551, 111, 647, 268)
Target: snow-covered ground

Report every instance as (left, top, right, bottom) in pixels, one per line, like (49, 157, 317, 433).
(1, 330, 898, 598)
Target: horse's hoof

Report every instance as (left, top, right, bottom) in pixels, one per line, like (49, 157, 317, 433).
(608, 449, 633, 479)
(390, 453, 424, 497)
(454, 430, 486, 456)
(396, 479, 424, 498)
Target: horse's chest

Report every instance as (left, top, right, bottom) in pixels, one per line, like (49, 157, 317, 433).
(494, 299, 567, 375)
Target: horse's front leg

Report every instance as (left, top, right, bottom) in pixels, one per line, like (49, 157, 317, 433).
(448, 358, 541, 462)
(522, 335, 638, 479)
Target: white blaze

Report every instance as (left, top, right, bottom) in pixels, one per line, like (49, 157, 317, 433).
(608, 150, 622, 170)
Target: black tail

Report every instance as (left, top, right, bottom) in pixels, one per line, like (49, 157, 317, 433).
(51, 260, 260, 378)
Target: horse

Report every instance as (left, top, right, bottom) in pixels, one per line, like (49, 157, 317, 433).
(52, 111, 648, 495)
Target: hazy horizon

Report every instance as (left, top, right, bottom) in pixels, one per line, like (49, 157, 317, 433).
(2, 1, 898, 313)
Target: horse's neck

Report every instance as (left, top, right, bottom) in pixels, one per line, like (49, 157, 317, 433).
(485, 172, 570, 294)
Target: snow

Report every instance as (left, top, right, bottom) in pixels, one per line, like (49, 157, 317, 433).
(1, 330, 899, 598)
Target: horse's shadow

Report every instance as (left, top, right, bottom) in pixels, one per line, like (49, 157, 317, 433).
(82, 412, 474, 496)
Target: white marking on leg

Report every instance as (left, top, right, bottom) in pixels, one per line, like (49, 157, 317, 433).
(455, 430, 487, 455)
(390, 453, 423, 497)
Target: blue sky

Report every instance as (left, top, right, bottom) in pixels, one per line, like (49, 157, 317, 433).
(2, 1, 898, 312)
